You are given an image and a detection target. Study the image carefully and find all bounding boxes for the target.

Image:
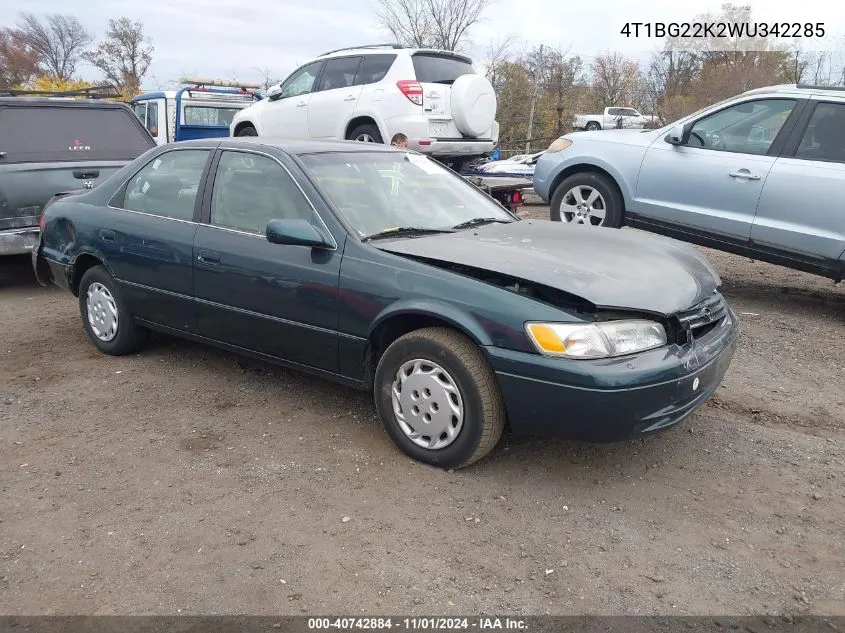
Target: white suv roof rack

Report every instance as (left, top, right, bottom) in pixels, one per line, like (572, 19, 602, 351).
(319, 43, 405, 57)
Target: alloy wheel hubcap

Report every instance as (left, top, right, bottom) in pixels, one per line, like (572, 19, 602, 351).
(356, 133, 376, 142)
(560, 185, 607, 226)
(391, 359, 464, 450)
(86, 282, 118, 342)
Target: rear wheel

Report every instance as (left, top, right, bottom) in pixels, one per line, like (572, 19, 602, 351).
(78, 265, 147, 355)
(585, 121, 601, 131)
(349, 123, 383, 144)
(236, 125, 258, 137)
(374, 327, 505, 469)
(550, 172, 623, 228)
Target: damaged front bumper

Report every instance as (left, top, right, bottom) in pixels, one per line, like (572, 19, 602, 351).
(485, 306, 740, 442)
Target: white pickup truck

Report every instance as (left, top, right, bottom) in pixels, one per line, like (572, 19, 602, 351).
(573, 107, 660, 131)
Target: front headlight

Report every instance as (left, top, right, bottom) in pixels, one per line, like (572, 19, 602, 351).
(547, 138, 572, 153)
(525, 320, 667, 359)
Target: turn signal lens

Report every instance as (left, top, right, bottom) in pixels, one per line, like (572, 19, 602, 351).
(547, 138, 573, 153)
(525, 320, 667, 359)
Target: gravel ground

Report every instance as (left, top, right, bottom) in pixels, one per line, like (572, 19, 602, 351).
(1, 207, 843, 616)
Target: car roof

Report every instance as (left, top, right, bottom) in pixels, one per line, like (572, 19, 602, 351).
(316, 45, 472, 64)
(741, 83, 845, 97)
(167, 137, 408, 156)
(0, 97, 129, 107)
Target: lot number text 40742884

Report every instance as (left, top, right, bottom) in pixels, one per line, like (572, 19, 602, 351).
(307, 618, 527, 630)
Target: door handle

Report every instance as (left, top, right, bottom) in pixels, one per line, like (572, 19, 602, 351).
(73, 168, 99, 179)
(197, 250, 221, 264)
(343, 95, 356, 102)
(98, 229, 116, 243)
(728, 170, 761, 180)
(296, 101, 307, 108)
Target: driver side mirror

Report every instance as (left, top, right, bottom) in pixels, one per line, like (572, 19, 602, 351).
(266, 218, 330, 249)
(666, 123, 686, 146)
(266, 84, 282, 100)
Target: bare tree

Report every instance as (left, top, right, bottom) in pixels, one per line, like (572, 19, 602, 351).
(253, 67, 283, 90)
(483, 34, 516, 91)
(84, 18, 153, 97)
(0, 28, 40, 87)
(427, 0, 493, 51)
(16, 13, 91, 81)
(590, 52, 640, 107)
(542, 48, 582, 137)
(372, 0, 493, 50)
(373, 0, 434, 47)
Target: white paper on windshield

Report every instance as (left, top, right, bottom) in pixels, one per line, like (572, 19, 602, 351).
(405, 152, 444, 175)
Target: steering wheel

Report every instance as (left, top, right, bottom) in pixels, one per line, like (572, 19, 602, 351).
(708, 132, 726, 150)
(689, 131, 706, 147)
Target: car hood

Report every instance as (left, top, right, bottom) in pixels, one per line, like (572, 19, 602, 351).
(566, 128, 666, 147)
(372, 220, 721, 316)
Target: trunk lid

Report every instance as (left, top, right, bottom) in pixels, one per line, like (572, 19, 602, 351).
(411, 52, 472, 138)
(0, 101, 155, 229)
(0, 161, 128, 230)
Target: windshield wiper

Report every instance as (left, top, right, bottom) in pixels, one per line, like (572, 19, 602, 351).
(361, 226, 455, 242)
(451, 217, 513, 230)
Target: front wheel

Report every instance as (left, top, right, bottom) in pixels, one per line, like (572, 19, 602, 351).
(550, 172, 623, 228)
(78, 265, 147, 355)
(374, 327, 505, 469)
(236, 125, 258, 137)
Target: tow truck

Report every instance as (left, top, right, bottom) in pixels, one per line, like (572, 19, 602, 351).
(130, 78, 262, 145)
(463, 174, 531, 212)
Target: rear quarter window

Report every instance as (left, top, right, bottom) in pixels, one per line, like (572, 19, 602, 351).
(0, 105, 155, 164)
(411, 54, 475, 84)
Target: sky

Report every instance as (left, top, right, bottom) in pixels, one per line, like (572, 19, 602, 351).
(2, 0, 843, 90)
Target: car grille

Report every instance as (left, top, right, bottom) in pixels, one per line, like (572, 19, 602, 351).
(676, 292, 728, 339)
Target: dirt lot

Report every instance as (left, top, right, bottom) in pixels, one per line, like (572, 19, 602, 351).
(1, 207, 843, 616)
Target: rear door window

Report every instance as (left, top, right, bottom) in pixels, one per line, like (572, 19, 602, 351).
(795, 102, 845, 163)
(412, 54, 475, 84)
(356, 54, 397, 85)
(0, 105, 155, 163)
(122, 149, 210, 221)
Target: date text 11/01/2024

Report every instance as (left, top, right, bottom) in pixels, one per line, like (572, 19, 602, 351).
(620, 22, 825, 38)
(308, 618, 527, 630)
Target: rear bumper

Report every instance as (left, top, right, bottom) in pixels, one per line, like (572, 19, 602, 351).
(0, 228, 39, 256)
(386, 115, 496, 157)
(485, 309, 739, 441)
(415, 139, 495, 157)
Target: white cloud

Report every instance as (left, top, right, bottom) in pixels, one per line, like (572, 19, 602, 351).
(2, 0, 842, 88)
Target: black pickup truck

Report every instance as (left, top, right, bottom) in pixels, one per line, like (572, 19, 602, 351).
(0, 96, 156, 257)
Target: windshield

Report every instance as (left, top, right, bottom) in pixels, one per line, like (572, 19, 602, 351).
(184, 105, 242, 126)
(300, 151, 514, 238)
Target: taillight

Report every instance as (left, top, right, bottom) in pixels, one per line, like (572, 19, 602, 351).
(396, 80, 423, 106)
(38, 213, 46, 232)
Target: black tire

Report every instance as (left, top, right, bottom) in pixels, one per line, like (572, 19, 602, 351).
(374, 327, 505, 469)
(585, 121, 601, 131)
(236, 125, 258, 137)
(78, 265, 147, 356)
(349, 123, 383, 144)
(549, 171, 624, 228)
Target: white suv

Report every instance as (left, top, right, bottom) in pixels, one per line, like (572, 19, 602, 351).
(230, 44, 498, 161)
